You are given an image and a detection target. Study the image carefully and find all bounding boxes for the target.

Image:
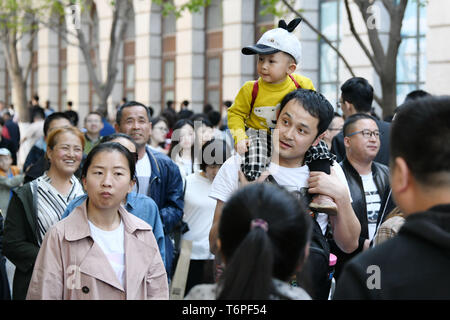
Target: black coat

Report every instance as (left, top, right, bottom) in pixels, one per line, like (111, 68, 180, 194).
(331, 119, 391, 166)
(330, 158, 390, 280)
(2, 183, 38, 300)
(5, 120, 20, 154)
(0, 212, 11, 300)
(333, 204, 450, 299)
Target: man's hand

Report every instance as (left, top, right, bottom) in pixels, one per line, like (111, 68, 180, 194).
(236, 139, 250, 155)
(309, 167, 361, 253)
(307, 167, 349, 204)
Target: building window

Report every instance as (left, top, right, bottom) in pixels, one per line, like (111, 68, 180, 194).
(254, 1, 275, 79)
(162, 6, 176, 110)
(123, 42, 135, 102)
(396, 1, 426, 105)
(205, 0, 223, 111)
(58, 21, 67, 111)
(88, 4, 99, 111)
(123, 7, 135, 102)
(319, 0, 342, 109)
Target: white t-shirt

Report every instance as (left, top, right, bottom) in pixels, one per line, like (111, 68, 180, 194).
(88, 220, 126, 288)
(182, 172, 216, 260)
(134, 151, 151, 195)
(360, 173, 381, 240)
(209, 155, 352, 235)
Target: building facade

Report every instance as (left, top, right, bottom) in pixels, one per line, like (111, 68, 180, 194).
(0, 0, 449, 125)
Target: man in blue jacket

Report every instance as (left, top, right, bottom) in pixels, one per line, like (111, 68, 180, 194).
(115, 101, 184, 280)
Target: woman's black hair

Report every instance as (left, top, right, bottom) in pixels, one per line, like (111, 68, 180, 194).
(101, 133, 139, 155)
(81, 142, 136, 182)
(217, 183, 312, 300)
(99, 133, 139, 192)
(168, 119, 195, 173)
(150, 116, 169, 148)
(199, 138, 231, 172)
(150, 116, 169, 128)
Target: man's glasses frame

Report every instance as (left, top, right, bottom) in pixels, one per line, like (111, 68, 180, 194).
(346, 129, 381, 139)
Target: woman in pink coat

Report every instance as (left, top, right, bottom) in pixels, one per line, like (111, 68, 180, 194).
(26, 142, 168, 300)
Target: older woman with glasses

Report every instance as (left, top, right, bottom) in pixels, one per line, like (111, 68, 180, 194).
(3, 126, 85, 300)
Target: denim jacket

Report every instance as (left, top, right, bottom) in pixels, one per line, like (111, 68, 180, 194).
(62, 192, 166, 268)
(145, 146, 184, 234)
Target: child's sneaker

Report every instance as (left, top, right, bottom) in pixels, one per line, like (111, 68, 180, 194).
(309, 194, 337, 216)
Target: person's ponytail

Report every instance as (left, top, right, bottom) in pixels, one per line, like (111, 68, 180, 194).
(217, 226, 274, 300)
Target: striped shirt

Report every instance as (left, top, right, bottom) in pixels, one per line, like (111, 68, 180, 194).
(32, 172, 84, 245)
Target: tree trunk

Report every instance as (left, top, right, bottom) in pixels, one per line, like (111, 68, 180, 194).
(11, 73, 29, 122)
(1, 34, 30, 122)
(73, 0, 131, 116)
(380, 72, 397, 117)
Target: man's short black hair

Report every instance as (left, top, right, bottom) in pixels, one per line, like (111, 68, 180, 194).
(203, 103, 213, 114)
(207, 110, 221, 127)
(33, 108, 45, 120)
(340, 77, 373, 113)
(85, 111, 103, 121)
(43, 112, 71, 136)
(278, 89, 334, 137)
(64, 110, 79, 126)
(404, 89, 431, 103)
(391, 95, 450, 187)
(343, 113, 378, 137)
(395, 89, 433, 115)
(115, 101, 151, 124)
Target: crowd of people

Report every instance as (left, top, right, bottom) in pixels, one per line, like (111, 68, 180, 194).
(0, 18, 449, 301)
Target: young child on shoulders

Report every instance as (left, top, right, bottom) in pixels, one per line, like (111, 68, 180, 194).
(227, 18, 337, 214)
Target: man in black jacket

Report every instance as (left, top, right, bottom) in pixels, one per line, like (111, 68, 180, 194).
(334, 95, 450, 299)
(330, 113, 390, 280)
(332, 77, 390, 166)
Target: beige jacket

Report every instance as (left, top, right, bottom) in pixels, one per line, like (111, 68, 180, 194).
(26, 200, 168, 300)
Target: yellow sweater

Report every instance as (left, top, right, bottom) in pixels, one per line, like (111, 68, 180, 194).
(227, 74, 315, 144)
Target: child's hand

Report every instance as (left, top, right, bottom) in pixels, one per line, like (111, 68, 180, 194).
(236, 139, 249, 155)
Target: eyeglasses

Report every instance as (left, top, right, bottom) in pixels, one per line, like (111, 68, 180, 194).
(346, 129, 380, 139)
(327, 127, 342, 132)
(154, 126, 169, 133)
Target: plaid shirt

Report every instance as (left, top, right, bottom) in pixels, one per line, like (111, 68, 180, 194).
(241, 129, 336, 181)
(304, 139, 336, 165)
(241, 128, 272, 181)
(372, 213, 405, 247)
